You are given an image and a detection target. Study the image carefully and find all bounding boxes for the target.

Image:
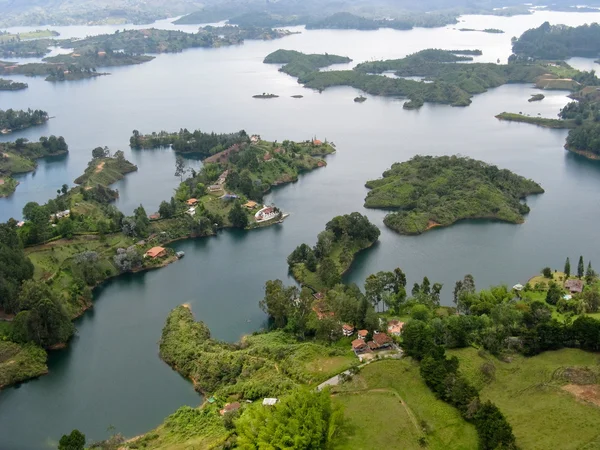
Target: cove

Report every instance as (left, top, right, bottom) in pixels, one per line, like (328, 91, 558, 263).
(3, 10, 600, 448)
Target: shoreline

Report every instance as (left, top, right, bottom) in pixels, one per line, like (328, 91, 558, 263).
(565, 145, 600, 160)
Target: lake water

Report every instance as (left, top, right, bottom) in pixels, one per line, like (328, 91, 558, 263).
(2, 10, 600, 448)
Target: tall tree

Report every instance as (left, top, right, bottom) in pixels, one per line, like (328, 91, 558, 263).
(586, 261, 596, 284)
(259, 280, 298, 329)
(228, 202, 249, 228)
(58, 429, 86, 450)
(564, 257, 571, 278)
(578, 256, 585, 279)
(317, 258, 340, 288)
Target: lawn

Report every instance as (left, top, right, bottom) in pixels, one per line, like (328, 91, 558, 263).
(449, 347, 600, 450)
(332, 359, 478, 449)
(334, 391, 422, 450)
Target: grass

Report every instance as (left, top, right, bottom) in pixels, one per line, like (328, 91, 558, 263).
(303, 355, 356, 380)
(332, 360, 478, 449)
(74, 157, 137, 188)
(449, 347, 600, 449)
(334, 391, 422, 449)
(0, 341, 48, 389)
(0, 176, 18, 197)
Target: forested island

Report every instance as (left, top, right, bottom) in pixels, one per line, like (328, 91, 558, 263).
(0, 38, 57, 58)
(364, 155, 544, 235)
(512, 22, 600, 60)
(265, 48, 567, 107)
(0, 78, 27, 90)
(0, 135, 68, 197)
(0, 108, 49, 134)
(287, 212, 381, 290)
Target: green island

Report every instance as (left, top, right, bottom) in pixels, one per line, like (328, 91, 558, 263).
(265, 48, 573, 107)
(0, 61, 109, 82)
(287, 212, 381, 290)
(459, 28, 504, 33)
(0, 108, 49, 134)
(354, 95, 366, 103)
(252, 93, 279, 99)
(528, 93, 545, 102)
(73, 148, 138, 188)
(364, 155, 544, 235)
(512, 22, 600, 60)
(0, 135, 67, 198)
(0, 78, 27, 90)
(263, 49, 352, 78)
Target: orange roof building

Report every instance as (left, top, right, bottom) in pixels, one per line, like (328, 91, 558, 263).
(186, 198, 198, 206)
(313, 139, 322, 145)
(145, 246, 166, 259)
(358, 329, 368, 339)
(219, 402, 241, 415)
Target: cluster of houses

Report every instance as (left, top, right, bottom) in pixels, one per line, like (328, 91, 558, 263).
(209, 169, 229, 193)
(342, 319, 404, 356)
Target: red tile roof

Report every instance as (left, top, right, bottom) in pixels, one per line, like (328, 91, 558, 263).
(373, 333, 392, 346)
(342, 324, 354, 332)
(145, 247, 166, 258)
(352, 339, 367, 349)
(358, 330, 368, 338)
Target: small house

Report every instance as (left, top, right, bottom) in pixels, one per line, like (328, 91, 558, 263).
(243, 200, 258, 209)
(255, 206, 278, 222)
(219, 402, 241, 416)
(186, 198, 198, 206)
(145, 246, 166, 259)
(351, 338, 369, 354)
(313, 292, 325, 300)
(512, 284, 524, 291)
(208, 185, 222, 192)
(250, 135, 260, 143)
(148, 213, 160, 220)
(565, 279, 584, 294)
(263, 152, 273, 162)
(342, 324, 354, 337)
(97, 51, 107, 56)
(387, 320, 404, 336)
(373, 332, 392, 349)
(186, 207, 196, 216)
(262, 398, 278, 406)
(357, 330, 368, 340)
(313, 139, 322, 145)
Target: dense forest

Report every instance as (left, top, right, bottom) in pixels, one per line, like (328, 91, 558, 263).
(512, 22, 600, 60)
(364, 155, 544, 234)
(0, 108, 48, 132)
(0, 38, 55, 58)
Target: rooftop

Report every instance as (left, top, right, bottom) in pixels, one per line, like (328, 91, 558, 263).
(145, 246, 166, 258)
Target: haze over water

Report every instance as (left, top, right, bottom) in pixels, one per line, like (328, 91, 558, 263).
(1, 10, 600, 448)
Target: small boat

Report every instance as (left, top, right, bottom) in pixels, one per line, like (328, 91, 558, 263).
(176, 251, 185, 258)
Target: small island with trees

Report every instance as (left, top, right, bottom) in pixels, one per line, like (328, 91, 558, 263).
(0, 108, 49, 134)
(0, 78, 27, 90)
(0, 135, 68, 197)
(364, 155, 544, 235)
(252, 93, 279, 99)
(287, 212, 380, 290)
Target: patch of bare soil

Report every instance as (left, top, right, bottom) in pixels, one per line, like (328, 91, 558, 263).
(563, 384, 600, 407)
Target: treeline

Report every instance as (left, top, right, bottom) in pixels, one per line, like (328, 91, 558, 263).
(305, 11, 458, 30)
(0, 78, 27, 90)
(0, 108, 48, 131)
(264, 49, 352, 79)
(512, 22, 600, 60)
(0, 38, 54, 58)
(130, 129, 249, 157)
(287, 212, 380, 288)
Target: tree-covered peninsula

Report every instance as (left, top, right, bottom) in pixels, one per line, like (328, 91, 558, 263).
(364, 156, 544, 235)
(265, 48, 565, 107)
(0, 135, 67, 197)
(264, 49, 352, 78)
(287, 212, 380, 289)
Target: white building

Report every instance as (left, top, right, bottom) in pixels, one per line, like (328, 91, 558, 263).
(255, 206, 278, 222)
(262, 398, 278, 406)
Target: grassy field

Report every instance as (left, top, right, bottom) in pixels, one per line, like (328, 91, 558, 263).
(0, 341, 48, 389)
(332, 360, 478, 449)
(449, 347, 600, 449)
(0, 30, 58, 42)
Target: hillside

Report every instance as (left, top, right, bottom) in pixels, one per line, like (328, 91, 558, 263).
(73, 152, 138, 188)
(364, 155, 544, 235)
(450, 348, 600, 449)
